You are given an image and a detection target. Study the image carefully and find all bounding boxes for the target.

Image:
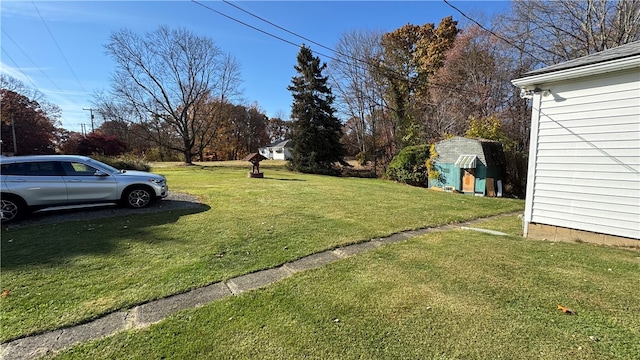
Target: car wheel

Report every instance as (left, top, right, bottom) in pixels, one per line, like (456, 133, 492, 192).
(123, 186, 154, 208)
(1, 195, 25, 223)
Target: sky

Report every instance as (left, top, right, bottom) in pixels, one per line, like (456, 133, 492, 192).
(1, 1, 510, 133)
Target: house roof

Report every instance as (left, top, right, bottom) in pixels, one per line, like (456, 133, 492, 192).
(513, 41, 640, 88)
(524, 40, 640, 77)
(435, 137, 505, 167)
(480, 140, 507, 167)
(260, 139, 292, 149)
(243, 153, 267, 162)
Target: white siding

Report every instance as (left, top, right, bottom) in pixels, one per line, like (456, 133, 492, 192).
(259, 148, 272, 159)
(528, 68, 640, 239)
(273, 150, 286, 160)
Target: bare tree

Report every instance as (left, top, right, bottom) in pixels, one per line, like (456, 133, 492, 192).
(192, 54, 243, 161)
(104, 26, 242, 164)
(499, 0, 640, 66)
(330, 29, 388, 171)
(266, 116, 291, 143)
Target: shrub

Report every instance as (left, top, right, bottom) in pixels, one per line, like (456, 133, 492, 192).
(92, 153, 151, 172)
(386, 144, 430, 187)
(77, 133, 127, 156)
(426, 144, 442, 182)
(142, 147, 182, 162)
(355, 151, 368, 167)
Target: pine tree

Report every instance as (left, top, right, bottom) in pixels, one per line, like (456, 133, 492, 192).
(287, 45, 346, 175)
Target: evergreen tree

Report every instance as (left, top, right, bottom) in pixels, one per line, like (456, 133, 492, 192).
(287, 45, 346, 175)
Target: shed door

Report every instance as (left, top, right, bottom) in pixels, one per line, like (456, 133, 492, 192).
(462, 170, 475, 193)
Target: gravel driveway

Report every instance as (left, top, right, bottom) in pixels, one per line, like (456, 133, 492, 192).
(5, 192, 205, 228)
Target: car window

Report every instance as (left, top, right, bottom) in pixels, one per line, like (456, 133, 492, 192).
(0, 163, 22, 175)
(63, 162, 100, 176)
(1, 162, 60, 176)
(85, 158, 119, 174)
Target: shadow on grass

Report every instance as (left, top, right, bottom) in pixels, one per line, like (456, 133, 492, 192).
(197, 164, 247, 171)
(263, 177, 306, 181)
(195, 164, 290, 172)
(1, 204, 210, 269)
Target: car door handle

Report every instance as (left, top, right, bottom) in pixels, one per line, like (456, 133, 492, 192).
(8, 179, 26, 182)
(67, 179, 82, 183)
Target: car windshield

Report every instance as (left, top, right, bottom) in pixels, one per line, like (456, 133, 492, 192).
(85, 158, 121, 174)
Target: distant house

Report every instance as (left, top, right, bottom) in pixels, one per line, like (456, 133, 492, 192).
(258, 139, 293, 160)
(429, 136, 506, 197)
(512, 40, 640, 246)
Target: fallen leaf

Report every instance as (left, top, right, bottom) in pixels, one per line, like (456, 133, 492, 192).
(1, 289, 9, 297)
(557, 304, 577, 315)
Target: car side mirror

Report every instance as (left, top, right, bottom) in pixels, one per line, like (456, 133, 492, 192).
(94, 170, 109, 177)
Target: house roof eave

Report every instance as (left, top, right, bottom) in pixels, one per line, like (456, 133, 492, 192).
(512, 55, 640, 89)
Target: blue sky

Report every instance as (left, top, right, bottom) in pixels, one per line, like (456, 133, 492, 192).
(1, 1, 509, 133)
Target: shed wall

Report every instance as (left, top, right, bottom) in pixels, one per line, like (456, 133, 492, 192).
(526, 68, 640, 239)
(474, 164, 487, 194)
(430, 163, 461, 190)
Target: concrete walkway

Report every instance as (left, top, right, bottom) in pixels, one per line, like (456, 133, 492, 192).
(0, 214, 515, 360)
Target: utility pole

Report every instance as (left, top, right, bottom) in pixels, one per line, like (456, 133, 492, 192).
(83, 108, 95, 132)
(11, 117, 17, 155)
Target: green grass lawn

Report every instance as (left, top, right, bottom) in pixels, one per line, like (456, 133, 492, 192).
(44, 214, 640, 360)
(3, 160, 522, 343)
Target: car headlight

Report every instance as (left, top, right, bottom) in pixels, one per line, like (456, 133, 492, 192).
(148, 178, 165, 184)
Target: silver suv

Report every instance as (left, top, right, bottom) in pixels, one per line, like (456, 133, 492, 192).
(0, 155, 168, 223)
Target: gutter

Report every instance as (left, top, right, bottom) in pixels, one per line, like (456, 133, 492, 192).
(512, 55, 640, 89)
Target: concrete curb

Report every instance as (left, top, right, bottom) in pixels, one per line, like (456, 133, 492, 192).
(0, 212, 519, 360)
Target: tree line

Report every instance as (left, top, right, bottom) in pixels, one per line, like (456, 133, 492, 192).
(2, 1, 638, 196)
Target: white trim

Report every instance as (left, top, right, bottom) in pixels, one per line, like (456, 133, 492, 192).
(454, 154, 477, 169)
(523, 93, 543, 237)
(512, 55, 640, 89)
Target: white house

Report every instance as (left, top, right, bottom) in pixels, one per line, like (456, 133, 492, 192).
(258, 139, 293, 160)
(512, 41, 640, 247)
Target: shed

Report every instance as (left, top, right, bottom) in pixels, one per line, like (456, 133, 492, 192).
(259, 139, 293, 160)
(430, 136, 506, 197)
(512, 40, 640, 246)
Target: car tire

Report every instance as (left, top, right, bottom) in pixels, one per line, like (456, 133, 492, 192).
(1, 195, 26, 223)
(122, 186, 155, 209)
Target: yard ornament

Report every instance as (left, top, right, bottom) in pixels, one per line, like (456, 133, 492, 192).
(243, 153, 267, 178)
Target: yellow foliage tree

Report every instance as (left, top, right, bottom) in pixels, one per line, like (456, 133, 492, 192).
(465, 115, 514, 151)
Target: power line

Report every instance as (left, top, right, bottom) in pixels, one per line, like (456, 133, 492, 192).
(195, 0, 477, 96)
(442, 0, 547, 65)
(31, 1, 88, 93)
(1, 48, 76, 131)
(1, 28, 83, 107)
(2, 46, 77, 131)
(191, 0, 339, 62)
(220, 0, 391, 79)
(221, 0, 341, 59)
(1, 51, 80, 132)
(1, 49, 41, 90)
